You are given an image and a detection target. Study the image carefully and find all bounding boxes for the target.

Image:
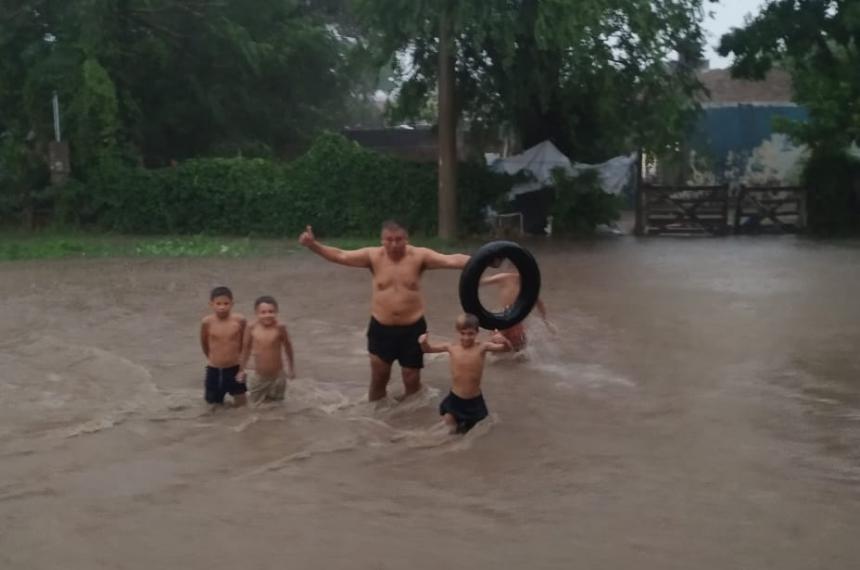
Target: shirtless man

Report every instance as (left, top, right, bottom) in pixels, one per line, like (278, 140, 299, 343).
(200, 286, 247, 407)
(298, 220, 469, 401)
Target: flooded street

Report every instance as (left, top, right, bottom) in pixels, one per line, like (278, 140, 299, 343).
(2, 236, 860, 569)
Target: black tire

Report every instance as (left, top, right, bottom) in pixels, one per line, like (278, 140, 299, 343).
(459, 241, 541, 330)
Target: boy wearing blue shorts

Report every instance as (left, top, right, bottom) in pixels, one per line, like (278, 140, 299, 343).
(200, 286, 248, 407)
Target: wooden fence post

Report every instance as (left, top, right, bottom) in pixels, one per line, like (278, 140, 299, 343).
(634, 149, 645, 236)
(799, 186, 809, 230)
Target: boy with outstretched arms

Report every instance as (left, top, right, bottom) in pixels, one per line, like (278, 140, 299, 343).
(419, 314, 511, 434)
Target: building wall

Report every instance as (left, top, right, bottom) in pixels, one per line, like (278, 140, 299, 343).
(341, 127, 439, 161)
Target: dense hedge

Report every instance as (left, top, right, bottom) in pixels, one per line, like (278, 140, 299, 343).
(53, 133, 512, 237)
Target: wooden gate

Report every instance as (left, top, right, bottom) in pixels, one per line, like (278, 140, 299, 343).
(637, 184, 730, 236)
(734, 186, 807, 234)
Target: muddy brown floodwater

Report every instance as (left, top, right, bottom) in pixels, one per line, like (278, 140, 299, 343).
(1, 236, 860, 569)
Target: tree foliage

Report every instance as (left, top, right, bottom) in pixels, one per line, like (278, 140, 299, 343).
(358, 0, 714, 162)
(1, 1, 721, 233)
(0, 0, 368, 168)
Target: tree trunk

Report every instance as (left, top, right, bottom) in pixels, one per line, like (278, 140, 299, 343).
(437, 6, 458, 240)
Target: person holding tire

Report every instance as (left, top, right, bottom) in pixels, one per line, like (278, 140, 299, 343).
(298, 220, 469, 402)
(458, 240, 544, 349)
(480, 258, 552, 351)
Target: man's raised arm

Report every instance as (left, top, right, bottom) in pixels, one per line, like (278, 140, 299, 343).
(420, 247, 470, 270)
(298, 225, 372, 268)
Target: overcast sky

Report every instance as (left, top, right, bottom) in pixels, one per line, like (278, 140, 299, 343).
(703, 0, 767, 68)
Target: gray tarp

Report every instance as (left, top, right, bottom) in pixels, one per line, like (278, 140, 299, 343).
(490, 140, 636, 198)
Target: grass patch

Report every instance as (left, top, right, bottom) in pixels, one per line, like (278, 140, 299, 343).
(0, 231, 281, 261)
(0, 230, 476, 261)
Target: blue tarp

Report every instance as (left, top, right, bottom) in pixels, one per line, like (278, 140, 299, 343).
(690, 104, 808, 182)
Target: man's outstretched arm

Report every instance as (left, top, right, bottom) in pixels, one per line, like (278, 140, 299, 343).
(299, 225, 372, 268)
(420, 247, 470, 270)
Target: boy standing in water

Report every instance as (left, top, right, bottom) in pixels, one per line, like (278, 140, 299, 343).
(238, 296, 295, 407)
(200, 286, 248, 407)
(419, 314, 511, 434)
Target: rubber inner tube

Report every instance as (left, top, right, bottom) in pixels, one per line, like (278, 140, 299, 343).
(459, 241, 541, 330)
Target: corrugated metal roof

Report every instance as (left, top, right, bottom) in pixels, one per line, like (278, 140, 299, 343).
(698, 68, 794, 104)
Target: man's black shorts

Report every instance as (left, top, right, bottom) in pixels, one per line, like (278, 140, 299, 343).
(366, 316, 427, 369)
(204, 365, 246, 404)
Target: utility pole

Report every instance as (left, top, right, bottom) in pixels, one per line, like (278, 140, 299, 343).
(52, 91, 61, 142)
(49, 91, 70, 186)
(437, 3, 457, 240)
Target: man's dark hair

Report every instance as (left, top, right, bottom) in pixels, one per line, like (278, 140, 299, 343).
(210, 286, 233, 300)
(254, 295, 278, 310)
(381, 219, 407, 233)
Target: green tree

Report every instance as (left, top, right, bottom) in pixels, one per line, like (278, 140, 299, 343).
(0, 0, 368, 169)
(358, 0, 713, 236)
(359, 0, 711, 160)
(718, 0, 860, 153)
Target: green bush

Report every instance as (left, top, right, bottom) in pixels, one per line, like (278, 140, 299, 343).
(803, 151, 860, 234)
(49, 133, 511, 237)
(287, 133, 437, 236)
(549, 169, 622, 235)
